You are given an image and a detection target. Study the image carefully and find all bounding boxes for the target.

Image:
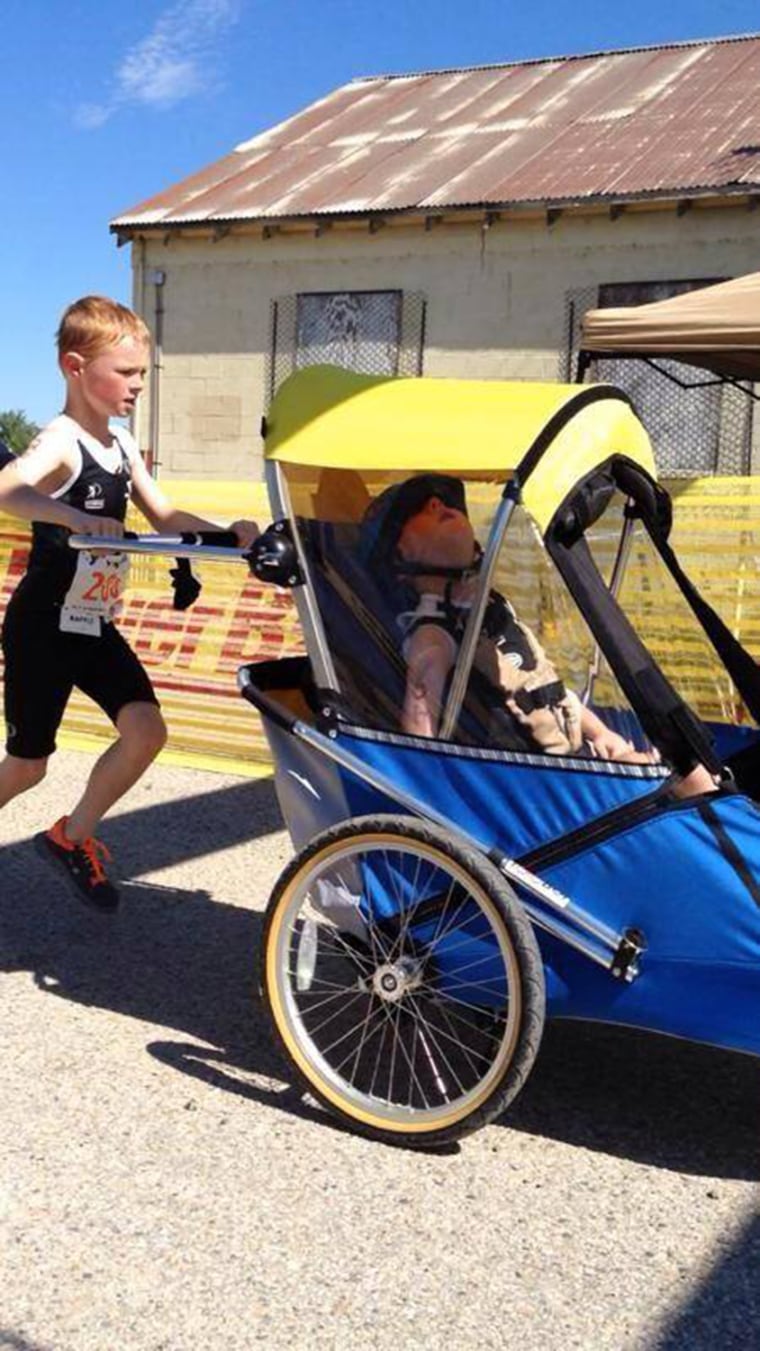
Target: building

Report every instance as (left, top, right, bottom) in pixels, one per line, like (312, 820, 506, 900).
(111, 33, 760, 480)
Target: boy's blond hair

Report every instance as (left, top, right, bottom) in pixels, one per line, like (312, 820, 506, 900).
(57, 295, 150, 363)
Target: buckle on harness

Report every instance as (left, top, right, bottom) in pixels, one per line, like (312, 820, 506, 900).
(512, 680, 567, 715)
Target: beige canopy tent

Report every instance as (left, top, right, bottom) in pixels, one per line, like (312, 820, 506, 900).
(580, 272, 760, 382)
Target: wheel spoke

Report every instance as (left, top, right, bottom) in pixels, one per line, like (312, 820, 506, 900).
(422, 897, 491, 954)
(420, 991, 489, 1079)
(406, 993, 496, 1071)
(380, 1000, 437, 1108)
(333, 866, 393, 964)
(292, 985, 360, 1016)
(418, 914, 503, 958)
(334, 1001, 388, 1080)
(424, 992, 505, 1043)
(417, 981, 510, 1019)
(368, 1014, 392, 1100)
(305, 987, 368, 1042)
(387, 853, 444, 962)
(306, 925, 374, 972)
(403, 994, 468, 1098)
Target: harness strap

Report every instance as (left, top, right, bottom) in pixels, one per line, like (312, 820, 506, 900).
(511, 679, 568, 715)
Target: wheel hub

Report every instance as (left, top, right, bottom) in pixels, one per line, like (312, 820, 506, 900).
(371, 956, 423, 1003)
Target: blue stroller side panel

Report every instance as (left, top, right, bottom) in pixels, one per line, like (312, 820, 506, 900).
(338, 729, 666, 859)
(538, 792, 760, 1054)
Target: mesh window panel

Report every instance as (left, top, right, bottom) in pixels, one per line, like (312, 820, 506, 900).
(562, 280, 754, 477)
(266, 291, 426, 405)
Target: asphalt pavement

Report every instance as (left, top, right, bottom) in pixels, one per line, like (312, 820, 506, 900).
(1, 748, 759, 1351)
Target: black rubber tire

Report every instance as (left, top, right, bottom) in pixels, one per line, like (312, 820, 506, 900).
(261, 814, 545, 1148)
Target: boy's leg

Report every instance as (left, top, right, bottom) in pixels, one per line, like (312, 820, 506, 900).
(35, 627, 165, 911)
(66, 700, 167, 842)
(0, 753, 48, 809)
(1, 603, 69, 805)
(64, 622, 165, 842)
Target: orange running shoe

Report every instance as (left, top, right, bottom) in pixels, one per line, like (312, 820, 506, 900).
(35, 816, 119, 912)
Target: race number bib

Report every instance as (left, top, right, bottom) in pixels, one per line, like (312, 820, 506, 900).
(60, 551, 131, 636)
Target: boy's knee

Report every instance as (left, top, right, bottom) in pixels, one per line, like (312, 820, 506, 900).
(6, 756, 48, 792)
(150, 714, 169, 757)
(118, 703, 167, 759)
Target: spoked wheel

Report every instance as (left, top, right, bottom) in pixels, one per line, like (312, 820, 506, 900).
(261, 814, 545, 1147)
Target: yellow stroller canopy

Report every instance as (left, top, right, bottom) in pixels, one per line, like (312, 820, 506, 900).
(264, 366, 656, 536)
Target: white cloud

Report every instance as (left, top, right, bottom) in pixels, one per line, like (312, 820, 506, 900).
(75, 0, 240, 128)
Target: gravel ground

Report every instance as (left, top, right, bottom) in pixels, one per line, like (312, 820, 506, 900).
(1, 748, 759, 1351)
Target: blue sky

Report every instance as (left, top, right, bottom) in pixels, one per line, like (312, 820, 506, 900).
(2, 0, 758, 428)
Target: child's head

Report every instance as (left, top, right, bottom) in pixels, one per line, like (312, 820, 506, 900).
(57, 295, 150, 366)
(397, 489, 474, 576)
(360, 474, 475, 588)
(57, 296, 150, 421)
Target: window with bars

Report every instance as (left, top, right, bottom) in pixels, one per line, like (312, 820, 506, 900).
(562, 278, 753, 477)
(266, 290, 426, 405)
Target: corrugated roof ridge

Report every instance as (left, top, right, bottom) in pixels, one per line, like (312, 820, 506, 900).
(351, 31, 760, 82)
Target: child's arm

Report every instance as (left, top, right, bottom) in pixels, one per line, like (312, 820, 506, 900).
(578, 702, 639, 760)
(0, 437, 123, 537)
(130, 453, 259, 547)
(402, 626, 453, 737)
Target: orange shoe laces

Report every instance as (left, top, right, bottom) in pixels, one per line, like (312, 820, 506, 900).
(50, 819, 112, 886)
(78, 837, 112, 887)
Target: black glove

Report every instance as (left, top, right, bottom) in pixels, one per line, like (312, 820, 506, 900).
(170, 558, 202, 611)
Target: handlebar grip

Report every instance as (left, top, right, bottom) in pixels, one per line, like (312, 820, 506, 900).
(175, 529, 240, 547)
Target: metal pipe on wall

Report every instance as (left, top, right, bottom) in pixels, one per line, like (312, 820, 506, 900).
(147, 268, 166, 478)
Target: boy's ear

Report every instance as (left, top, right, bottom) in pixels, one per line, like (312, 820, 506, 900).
(60, 351, 85, 378)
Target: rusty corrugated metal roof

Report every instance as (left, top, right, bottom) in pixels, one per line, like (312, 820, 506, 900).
(112, 34, 760, 230)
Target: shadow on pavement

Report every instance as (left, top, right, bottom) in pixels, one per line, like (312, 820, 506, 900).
(107, 775, 285, 875)
(0, 1331, 56, 1351)
(650, 1207, 760, 1347)
(2, 778, 758, 1170)
(503, 1019, 760, 1181)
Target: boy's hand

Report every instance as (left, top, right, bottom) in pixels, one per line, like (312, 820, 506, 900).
(230, 518, 259, 549)
(67, 510, 125, 538)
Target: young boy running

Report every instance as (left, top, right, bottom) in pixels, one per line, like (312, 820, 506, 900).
(0, 295, 258, 910)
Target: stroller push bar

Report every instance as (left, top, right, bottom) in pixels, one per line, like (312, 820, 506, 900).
(68, 530, 247, 562)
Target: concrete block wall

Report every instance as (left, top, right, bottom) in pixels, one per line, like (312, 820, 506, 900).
(131, 204, 760, 479)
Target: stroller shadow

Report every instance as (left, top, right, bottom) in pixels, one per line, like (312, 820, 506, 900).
(3, 777, 758, 1170)
(503, 1018, 760, 1180)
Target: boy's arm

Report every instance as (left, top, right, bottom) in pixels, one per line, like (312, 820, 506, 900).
(0, 436, 123, 537)
(402, 626, 452, 737)
(129, 453, 259, 547)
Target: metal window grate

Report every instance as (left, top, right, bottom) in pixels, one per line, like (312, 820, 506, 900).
(266, 290, 426, 405)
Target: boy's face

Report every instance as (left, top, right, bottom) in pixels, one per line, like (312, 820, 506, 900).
(397, 494, 475, 572)
(63, 335, 149, 419)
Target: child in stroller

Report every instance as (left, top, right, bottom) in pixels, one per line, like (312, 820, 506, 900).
(360, 473, 715, 794)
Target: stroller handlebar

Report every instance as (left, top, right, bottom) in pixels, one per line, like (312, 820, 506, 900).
(68, 529, 246, 560)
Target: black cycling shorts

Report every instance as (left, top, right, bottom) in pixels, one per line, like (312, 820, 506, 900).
(2, 596, 160, 759)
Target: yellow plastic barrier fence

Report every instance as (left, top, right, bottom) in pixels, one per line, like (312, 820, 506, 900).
(1, 477, 759, 775)
(634, 477, 760, 724)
